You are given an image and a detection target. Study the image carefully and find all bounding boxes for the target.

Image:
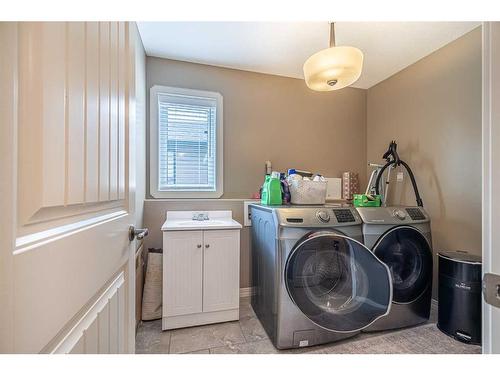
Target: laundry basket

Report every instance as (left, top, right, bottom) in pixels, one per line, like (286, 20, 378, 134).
(141, 248, 163, 321)
(289, 180, 327, 205)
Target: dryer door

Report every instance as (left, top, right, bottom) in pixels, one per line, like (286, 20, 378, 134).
(372, 226, 433, 304)
(285, 232, 392, 333)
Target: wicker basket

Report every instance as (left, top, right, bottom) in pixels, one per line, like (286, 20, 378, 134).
(289, 180, 327, 205)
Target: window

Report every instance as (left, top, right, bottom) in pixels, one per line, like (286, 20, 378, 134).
(150, 86, 223, 198)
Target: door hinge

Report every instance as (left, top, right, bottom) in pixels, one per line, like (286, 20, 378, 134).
(483, 273, 500, 308)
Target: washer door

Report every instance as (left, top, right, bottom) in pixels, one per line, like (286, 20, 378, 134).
(285, 232, 392, 333)
(372, 226, 433, 304)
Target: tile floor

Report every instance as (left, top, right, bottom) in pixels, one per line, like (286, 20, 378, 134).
(135, 297, 481, 354)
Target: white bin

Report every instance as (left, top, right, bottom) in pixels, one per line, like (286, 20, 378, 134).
(289, 180, 327, 205)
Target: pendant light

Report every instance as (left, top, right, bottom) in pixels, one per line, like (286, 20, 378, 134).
(303, 22, 363, 91)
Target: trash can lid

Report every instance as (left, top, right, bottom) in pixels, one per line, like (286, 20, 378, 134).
(438, 250, 481, 264)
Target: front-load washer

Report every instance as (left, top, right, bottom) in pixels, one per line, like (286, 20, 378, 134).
(357, 206, 433, 331)
(250, 204, 393, 349)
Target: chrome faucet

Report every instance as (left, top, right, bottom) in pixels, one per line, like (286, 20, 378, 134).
(192, 212, 209, 221)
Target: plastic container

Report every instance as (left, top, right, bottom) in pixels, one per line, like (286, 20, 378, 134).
(289, 179, 327, 205)
(280, 173, 291, 204)
(288, 168, 313, 178)
(438, 251, 482, 345)
(353, 194, 382, 207)
(261, 175, 282, 205)
(287, 173, 302, 184)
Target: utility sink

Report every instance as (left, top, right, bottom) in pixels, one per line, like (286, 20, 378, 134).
(161, 211, 242, 231)
(175, 220, 227, 226)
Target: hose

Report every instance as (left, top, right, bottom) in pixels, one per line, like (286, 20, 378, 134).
(374, 160, 423, 207)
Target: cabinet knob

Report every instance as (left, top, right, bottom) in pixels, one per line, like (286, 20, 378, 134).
(197, 244, 202, 248)
(205, 244, 210, 248)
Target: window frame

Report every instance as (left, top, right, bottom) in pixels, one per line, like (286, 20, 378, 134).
(149, 85, 224, 198)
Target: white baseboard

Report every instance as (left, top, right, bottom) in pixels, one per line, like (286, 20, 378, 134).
(239, 287, 255, 298)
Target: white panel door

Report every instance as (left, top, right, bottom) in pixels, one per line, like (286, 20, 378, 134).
(163, 231, 203, 317)
(203, 230, 240, 313)
(483, 21, 500, 354)
(0, 22, 138, 353)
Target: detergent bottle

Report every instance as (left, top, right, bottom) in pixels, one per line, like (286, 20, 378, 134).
(261, 172, 282, 205)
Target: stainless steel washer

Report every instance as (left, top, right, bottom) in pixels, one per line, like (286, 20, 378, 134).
(357, 206, 433, 331)
(250, 204, 393, 349)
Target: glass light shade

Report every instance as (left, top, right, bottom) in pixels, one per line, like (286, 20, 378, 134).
(303, 46, 363, 91)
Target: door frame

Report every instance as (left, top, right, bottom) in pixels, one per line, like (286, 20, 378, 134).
(0, 21, 18, 353)
(482, 21, 490, 354)
(482, 22, 500, 354)
(125, 22, 138, 354)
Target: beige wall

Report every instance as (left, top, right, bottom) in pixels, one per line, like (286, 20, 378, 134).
(146, 57, 367, 198)
(366, 27, 482, 298)
(143, 29, 482, 292)
(144, 58, 367, 288)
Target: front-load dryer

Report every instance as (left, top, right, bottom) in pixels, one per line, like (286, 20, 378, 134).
(250, 204, 393, 349)
(357, 206, 433, 331)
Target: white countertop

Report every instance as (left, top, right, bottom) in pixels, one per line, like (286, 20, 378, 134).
(161, 210, 242, 231)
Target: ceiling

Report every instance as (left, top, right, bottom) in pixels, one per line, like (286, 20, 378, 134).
(137, 22, 480, 89)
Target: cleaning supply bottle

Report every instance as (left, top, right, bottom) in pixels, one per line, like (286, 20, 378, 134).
(280, 173, 291, 204)
(261, 173, 282, 205)
(261, 175, 271, 205)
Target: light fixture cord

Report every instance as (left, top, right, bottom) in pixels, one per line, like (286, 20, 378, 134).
(329, 22, 336, 47)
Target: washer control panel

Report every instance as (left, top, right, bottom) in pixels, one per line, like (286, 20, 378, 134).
(316, 210, 331, 223)
(333, 209, 356, 223)
(272, 206, 362, 227)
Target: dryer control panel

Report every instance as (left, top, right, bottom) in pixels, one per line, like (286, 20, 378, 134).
(406, 207, 426, 221)
(356, 206, 429, 224)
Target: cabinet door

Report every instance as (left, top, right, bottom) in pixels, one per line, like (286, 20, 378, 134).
(203, 230, 240, 312)
(163, 231, 203, 317)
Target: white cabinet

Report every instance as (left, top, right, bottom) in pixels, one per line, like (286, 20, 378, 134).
(162, 229, 240, 330)
(163, 231, 203, 317)
(203, 230, 240, 313)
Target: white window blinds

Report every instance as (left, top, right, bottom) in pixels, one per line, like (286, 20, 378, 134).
(157, 92, 218, 192)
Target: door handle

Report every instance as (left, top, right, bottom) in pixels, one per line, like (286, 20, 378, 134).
(483, 273, 500, 308)
(128, 226, 149, 241)
(205, 244, 210, 248)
